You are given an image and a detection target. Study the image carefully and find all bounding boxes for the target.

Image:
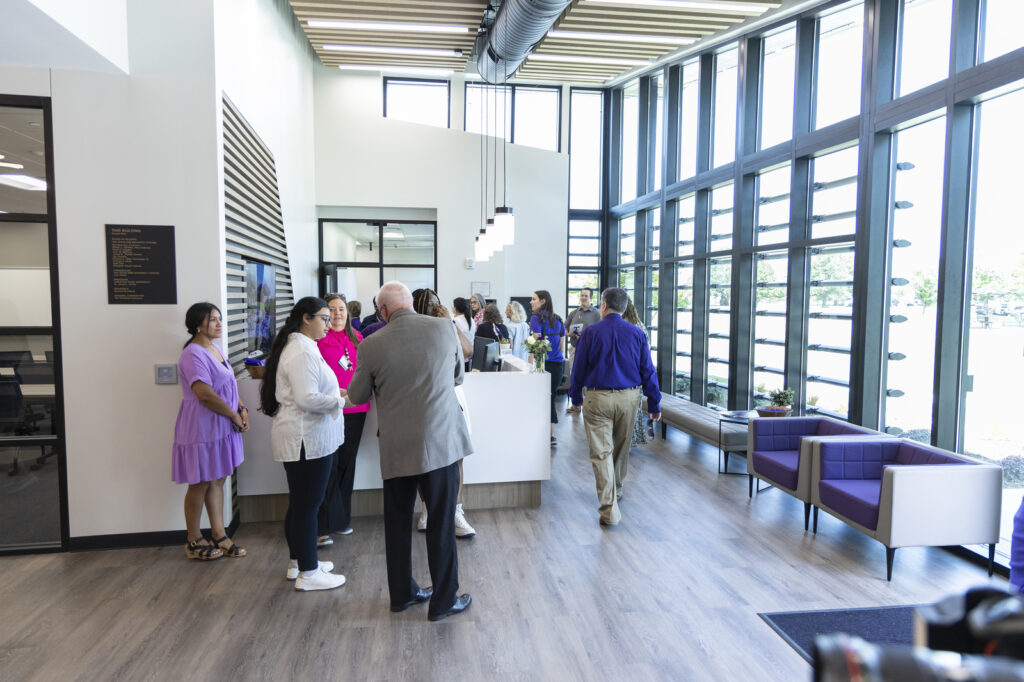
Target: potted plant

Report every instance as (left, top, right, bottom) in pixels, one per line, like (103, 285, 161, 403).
(757, 388, 794, 418)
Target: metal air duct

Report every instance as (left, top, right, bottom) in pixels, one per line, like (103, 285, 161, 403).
(475, 0, 572, 84)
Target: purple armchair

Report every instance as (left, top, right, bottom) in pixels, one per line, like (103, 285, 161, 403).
(746, 416, 881, 529)
(811, 439, 1002, 580)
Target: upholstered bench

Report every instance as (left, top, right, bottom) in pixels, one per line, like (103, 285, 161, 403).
(659, 393, 747, 465)
(811, 438, 1002, 580)
(747, 416, 883, 530)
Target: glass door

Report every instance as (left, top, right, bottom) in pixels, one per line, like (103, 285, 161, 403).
(0, 99, 65, 552)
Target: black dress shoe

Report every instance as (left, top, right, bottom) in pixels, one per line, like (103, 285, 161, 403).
(428, 593, 472, 622)
(390, 586, 433, 613)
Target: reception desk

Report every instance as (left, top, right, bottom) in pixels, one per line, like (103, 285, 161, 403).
(235, 354, 550, 521)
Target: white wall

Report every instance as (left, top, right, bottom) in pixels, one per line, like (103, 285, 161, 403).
(213, 0, 318, 300)
(1, 0, 128, 73)
(314, 69, 569, 316)
(43, 1, 221, 537)
(1, 0, 318, 538)
(27, 0, 129, 73)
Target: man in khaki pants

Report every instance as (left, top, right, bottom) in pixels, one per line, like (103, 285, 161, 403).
(568, 288, 661, 526)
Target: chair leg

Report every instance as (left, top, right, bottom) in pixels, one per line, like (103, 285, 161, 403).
(661, 422, 666, 439)
(812, 506, 818, 534)
(989, 544, 996, 577)
(748, 474, 753, 498)
(804, 503, 811, 531)
(886, 547, 896, 581)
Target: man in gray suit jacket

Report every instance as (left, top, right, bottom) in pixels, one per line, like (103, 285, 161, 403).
(348, 281, 473, 621)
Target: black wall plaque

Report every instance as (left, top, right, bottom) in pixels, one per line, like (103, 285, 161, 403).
(105, 224, 177, 304)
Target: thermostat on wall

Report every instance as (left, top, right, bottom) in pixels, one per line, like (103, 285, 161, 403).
(155, 364, 178, 385)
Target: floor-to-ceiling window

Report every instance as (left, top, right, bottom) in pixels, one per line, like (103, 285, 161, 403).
(566, 89, 603, 312)
(591, 0, 1024, 567)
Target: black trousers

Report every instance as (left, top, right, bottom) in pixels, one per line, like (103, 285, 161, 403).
(382, 460, 460, 616)
(547, 361, 564, 424)
(317, 411, 367, 535)
(283, 447, 333, 572)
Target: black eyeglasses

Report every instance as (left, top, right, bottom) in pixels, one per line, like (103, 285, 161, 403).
(314, 314, 330, 323)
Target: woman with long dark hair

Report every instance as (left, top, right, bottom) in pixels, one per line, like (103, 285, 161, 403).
(173, 302, 247, 560)
(260, 296, 347, 591)
(452, 296, 476, 345)
(529, 290, 566, 445)
(315, 293, 368, 546)
(412, 289, 476, 538)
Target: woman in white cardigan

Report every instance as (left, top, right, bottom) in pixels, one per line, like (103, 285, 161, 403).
(260, 296, 347, 592)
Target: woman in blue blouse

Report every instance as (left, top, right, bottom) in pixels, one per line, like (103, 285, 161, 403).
(529, 289, 566, 446)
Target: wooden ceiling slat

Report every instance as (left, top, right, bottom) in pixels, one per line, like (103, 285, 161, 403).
(290, 0, 777, 84)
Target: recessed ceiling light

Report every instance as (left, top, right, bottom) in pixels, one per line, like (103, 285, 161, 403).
(323, 44, 463, 57)
(585, 0, 772, 12)
(0, 161, 24, 169)
(337, 64, 454, 76)
(527, 53, 651, 66)
(516, 73, 609, 82)
(308, 19, 470, 34)
(383, 230, 405, 240)
(547, 30, 697, 45)
(0, 174, 47, 191)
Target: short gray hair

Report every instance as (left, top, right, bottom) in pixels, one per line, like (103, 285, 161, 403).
(601, 287, 628, 314)
(377, 281, 413, 312)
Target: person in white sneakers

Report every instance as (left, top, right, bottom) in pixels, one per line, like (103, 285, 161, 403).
(259, 296, 347, 592)
(348, 282, 473, 621)
(412, 288, 476, 540)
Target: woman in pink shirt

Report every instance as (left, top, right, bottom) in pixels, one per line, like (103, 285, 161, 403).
(315, 293, 370, 544)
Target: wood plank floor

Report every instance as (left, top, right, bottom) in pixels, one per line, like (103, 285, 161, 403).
(0, 407, 1003, 681)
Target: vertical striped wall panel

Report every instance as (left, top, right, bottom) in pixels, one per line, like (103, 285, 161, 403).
(222, 95, 294, 376)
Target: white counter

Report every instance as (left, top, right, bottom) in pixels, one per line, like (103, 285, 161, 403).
(236, 357, 550, 497)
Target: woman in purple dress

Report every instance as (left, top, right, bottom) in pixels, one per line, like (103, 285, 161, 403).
(173, 302, 248, 560)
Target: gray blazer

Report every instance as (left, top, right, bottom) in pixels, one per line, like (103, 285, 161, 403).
(347, 308, 473, 480)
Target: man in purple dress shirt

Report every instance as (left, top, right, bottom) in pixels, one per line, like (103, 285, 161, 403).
(569, 288, 661, 526)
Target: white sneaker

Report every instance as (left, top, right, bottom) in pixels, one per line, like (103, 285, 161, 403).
(286, 559, 334, 581)
(294, 565, 346, 592)
(317, 535, 334, 547)
(417, 511, 427, 532)
(454, 504, 476, 538)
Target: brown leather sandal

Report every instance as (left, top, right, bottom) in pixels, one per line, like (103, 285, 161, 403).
(186, 537, 223, 560)
(213, 535, 246, 558)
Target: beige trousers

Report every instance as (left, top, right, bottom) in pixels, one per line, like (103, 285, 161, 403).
(582, 387, 640, 524)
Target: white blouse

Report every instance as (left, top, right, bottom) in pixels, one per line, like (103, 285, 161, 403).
(454, 315, 476, 342)
(270, 333, 345, 462)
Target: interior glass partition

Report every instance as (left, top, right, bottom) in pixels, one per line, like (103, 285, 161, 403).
(0, 101, 64, 552)
(319, 220, 437, 306)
